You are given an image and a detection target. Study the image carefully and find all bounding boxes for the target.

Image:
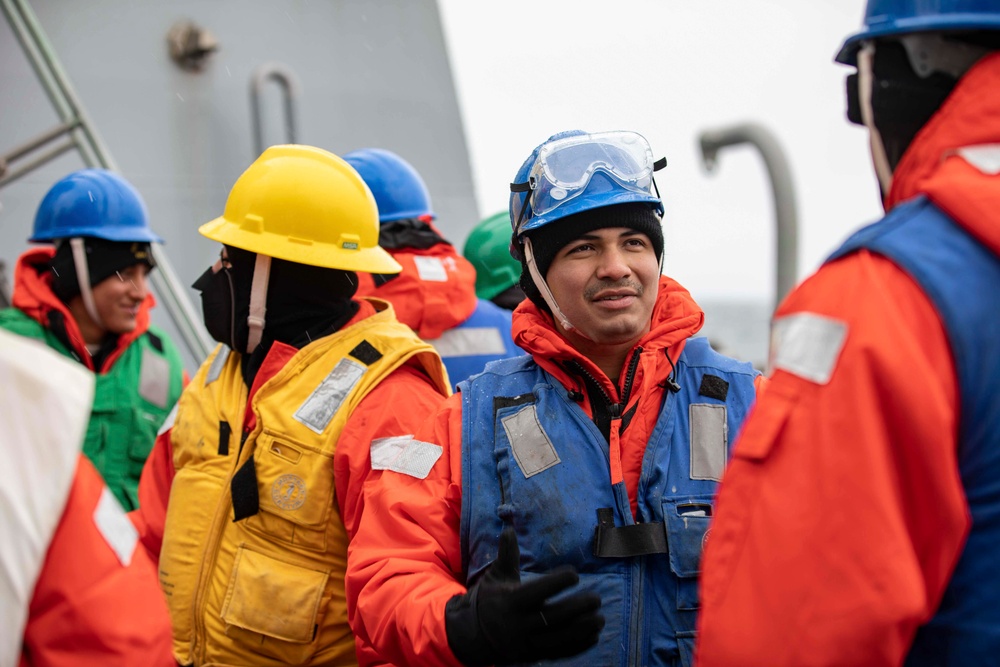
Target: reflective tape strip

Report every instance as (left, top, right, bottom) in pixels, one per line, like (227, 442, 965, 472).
(157, 402, 179, 436)
(689, 404, 727, 481)
(957, 144, 1000, 175)
(414, 256, 448, 282)
(370, 435, 443, 479)
(772, 312, 848, 385)
(138, 347, 170, 407)
(430, 327, 508, 358)
(205, 345, 231, 385)
(501, 404, 560, 478)
(294, 358, 366, 434)
(93, 486, 138, 567)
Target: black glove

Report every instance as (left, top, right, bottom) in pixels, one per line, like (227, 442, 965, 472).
(445, 525, 605, 665)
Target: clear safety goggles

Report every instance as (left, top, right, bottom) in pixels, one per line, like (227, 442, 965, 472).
(511, 130, 665, 232)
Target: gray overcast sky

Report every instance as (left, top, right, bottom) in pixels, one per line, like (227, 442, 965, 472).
(437, 0, 883, 303)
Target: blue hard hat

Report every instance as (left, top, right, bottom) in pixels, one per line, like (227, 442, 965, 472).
(837, 0, 1000, 65)
(342, 148, 435, 223)
(30, 169, 163, 243)
(508, 130, 664, 245)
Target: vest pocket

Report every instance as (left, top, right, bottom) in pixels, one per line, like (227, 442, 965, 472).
(663, 495, 715, 611)
(221, 545, 329, 665)
(248, 431, 335, 551)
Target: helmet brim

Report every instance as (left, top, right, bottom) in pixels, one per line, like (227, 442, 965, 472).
(836, 14, 1000, 66)
(199, 216, 402, 274)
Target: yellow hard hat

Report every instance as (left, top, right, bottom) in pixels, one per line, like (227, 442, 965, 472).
(199, 144, 402, 274)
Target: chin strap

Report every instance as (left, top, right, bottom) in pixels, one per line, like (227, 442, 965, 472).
(523, 237, 597, 342)
(68, 238, 103, 333)
(524, 236, 574, 332)
(858, 43, 895, 201)
(246, 254, 271, 354)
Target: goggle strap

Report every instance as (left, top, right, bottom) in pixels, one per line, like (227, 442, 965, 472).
(653, 157, 667, 171)
(511, 180, 532, 235)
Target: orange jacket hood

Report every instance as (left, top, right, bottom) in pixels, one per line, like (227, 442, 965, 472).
(887, 52, 1000, 258)
(512, 274, 705, 399)
(10, 247, 155, 371)
(354, 227, 478, 340)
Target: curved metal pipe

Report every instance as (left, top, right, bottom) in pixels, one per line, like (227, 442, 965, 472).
(250, 62, 300, 157)
(698, 122, 799, 311)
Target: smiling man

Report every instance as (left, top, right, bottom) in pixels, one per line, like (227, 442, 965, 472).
(0, 169, 185, 511)
(346, 130, 766, 666)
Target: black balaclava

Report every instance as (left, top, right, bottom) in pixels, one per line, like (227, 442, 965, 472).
(517, 202, 664, 313)
(193, 245, 359, 385)
(50, 237, 155, 303)
(846, 40, 959, 172)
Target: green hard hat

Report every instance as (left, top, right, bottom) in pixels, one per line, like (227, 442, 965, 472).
(463, 211, 521, 301)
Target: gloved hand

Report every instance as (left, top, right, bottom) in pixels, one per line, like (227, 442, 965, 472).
(445, 525, 605, 666)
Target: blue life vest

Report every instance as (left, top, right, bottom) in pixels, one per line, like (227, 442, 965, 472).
(829, 196, 1000, 666)
(458, 337, 759, 666)
(429, 298, 521, 389)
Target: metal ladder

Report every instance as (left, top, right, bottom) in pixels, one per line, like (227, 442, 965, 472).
(0, 0, 213, 363)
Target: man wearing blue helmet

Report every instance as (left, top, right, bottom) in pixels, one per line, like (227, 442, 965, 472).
(345, 148, 521, 389)
(698, 2, 1000, 666)
(0, 169, 185, 511)
(347, 130, 764, 666)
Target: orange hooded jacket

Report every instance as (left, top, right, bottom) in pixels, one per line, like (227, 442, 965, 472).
(696, 52, 1000, 667)
(7, 247, 159, 371)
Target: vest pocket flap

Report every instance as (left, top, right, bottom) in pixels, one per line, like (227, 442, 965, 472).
(222, 546, 329, 644)
(663, 496, 714, 578)
(254, 431, 334, 529)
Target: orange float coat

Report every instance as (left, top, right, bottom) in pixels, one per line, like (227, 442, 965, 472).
(0, 327, 173, 667)
(346, 276, 767, 666)
(696, 53, 1000, 667)
(354, 224, 478, 341)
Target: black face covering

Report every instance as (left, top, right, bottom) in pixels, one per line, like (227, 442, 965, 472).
(192, 264, 249, 352)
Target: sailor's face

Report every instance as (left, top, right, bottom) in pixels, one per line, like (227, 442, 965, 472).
(92, 264, 149, 334)
(545, 226, 658, 346)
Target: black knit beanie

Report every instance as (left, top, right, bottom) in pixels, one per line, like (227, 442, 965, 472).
(50, 237, 155, 303)
(518, 202, 663, 312)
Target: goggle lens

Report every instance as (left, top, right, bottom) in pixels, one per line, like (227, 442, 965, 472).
(514, 131, 657, 231)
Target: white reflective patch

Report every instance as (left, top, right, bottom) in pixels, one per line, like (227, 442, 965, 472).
(294, 358, 366, 433)
(370, 435, 443, 479)
(771, 312, 848, 384)
(430, 327, 508, 358)
(689, 404, 727, 481)
(205, 345, 230, 385)
(157, 402, 179, 436)
(93, 487, 137, 566)
(957, 144, 1000, 175)
(414, 256, 448, 282)
(138, 347, 170, 407)
(501, 404, 560, 478)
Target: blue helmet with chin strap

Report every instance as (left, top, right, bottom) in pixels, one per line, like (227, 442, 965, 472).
(837, 0, 1000, 65)
(343, 147, 435, 223)
(31, 169, 162, 243)
(508, 130, 665, 254)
